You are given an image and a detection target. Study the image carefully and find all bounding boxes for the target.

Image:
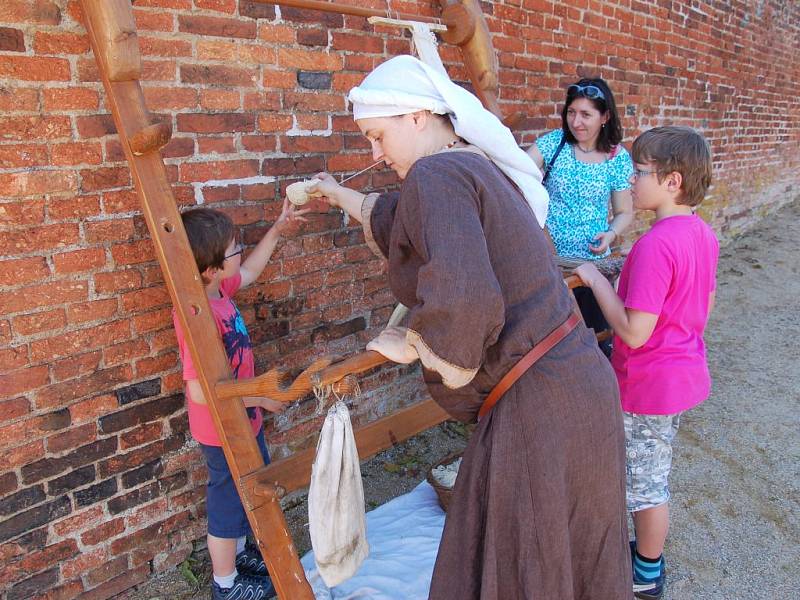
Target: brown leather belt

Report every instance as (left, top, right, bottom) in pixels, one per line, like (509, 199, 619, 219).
(478, 310, 582, 419)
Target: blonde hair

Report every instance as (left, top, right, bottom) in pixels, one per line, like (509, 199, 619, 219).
(631, 126, 712, 206)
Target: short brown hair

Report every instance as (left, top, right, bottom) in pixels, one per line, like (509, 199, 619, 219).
(631, 126, 712, 206)
(181, 208, 235, 275)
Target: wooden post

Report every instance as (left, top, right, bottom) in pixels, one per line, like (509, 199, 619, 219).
(79, 1, 313, 597)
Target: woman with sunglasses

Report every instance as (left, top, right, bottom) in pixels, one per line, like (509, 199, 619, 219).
(527, 78, 634, 354)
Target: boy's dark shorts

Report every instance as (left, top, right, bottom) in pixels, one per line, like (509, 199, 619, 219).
(200, 428, 270, 539)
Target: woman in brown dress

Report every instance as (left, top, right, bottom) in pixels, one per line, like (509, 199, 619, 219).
(312, 55, 632, 600)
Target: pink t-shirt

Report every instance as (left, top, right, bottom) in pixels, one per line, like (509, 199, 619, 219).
(173, 273, 262, 446)
(611, 215, 719, 415)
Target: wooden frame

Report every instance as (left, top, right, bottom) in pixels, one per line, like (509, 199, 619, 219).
(78, 1, 613, 597)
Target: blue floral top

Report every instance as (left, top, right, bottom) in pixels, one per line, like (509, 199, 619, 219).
(536, 129, 633, 259)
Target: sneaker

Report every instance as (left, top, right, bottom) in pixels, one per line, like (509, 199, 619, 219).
(211, 572, 274, 600)
(631, 542, 665, 600)
(235, 539, 269, 577)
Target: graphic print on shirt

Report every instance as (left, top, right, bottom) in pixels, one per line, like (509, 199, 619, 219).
(221, 306, 256, 419)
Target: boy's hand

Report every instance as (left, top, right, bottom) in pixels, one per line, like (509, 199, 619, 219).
(260, 397, 286, 414)
(574, 262, 603, 289)
(308, 173, 344, 208)
(273, 197, 310, 237)
(589, 230, 615, 254)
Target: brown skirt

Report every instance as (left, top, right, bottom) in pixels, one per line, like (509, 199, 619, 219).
(428, 330, 633, 600)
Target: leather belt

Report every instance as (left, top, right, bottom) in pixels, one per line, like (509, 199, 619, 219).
(478, 310, 582, 420)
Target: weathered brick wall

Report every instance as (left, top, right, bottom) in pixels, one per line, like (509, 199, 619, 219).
(1, 0, 798, 597)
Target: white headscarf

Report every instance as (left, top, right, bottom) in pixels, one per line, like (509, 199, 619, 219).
(348, 55, 549, 227)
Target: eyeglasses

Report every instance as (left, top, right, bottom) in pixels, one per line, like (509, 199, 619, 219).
(224, 244, 244, 260)
(567, 84, 606, 101)
(632, 169, 658, 180)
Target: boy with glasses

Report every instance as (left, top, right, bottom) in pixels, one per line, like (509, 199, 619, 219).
(174, 199, 307, 599)
(576, 126, 719, 599)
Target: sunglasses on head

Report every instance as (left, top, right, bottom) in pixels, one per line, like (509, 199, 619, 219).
(567, 84, 606, 101)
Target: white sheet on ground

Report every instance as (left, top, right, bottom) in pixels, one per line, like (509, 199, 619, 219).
(301, 481, 445, 599)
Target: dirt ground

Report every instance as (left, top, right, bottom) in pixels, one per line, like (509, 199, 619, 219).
(121, 200, 800, 600)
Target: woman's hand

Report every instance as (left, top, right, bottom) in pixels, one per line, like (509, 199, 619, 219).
(574, 262, 604, 289)
(273, 197, 310, 236)
(588, 229, 616, 254)
(308, 173, 344, 208)
(366, 326, 418, 364)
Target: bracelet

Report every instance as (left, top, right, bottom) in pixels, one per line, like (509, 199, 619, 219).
(607, 224, 618, 239)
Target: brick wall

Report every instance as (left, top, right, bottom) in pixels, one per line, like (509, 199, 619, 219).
(1, 0, 798, 597)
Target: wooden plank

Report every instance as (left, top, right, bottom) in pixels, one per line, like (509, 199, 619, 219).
(244, 398, 450, 495)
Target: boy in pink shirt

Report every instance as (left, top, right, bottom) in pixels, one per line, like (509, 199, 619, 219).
(576, 126, 718, 600)
(174, 201, 307, 600)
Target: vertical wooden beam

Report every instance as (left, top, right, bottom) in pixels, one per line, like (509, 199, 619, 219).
(78, 1, 313, 597)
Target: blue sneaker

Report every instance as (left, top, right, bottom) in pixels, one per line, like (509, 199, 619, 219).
(211, 571, 274, 600)
(235, 539, 269, 577)
(631, 542, 665, 600)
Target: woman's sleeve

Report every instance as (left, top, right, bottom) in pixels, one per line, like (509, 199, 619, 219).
(398, 161, 506, 389)
(535, 129, 558, 164)
(362, 191, 400, 259)
(610, 147, 634, 191)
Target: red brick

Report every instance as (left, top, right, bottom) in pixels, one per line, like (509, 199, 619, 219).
(0, 396, 30, 421)
(195, 0, 236, 13)
(67, 298, 119, 325)
(0, 280, 88, 314)
(198, 137, 236, 155)
(84, 218, 135, 243)
(76, 114, 116, 138)
(0, 223, 80, 256)
(132, 307, 172, 334)
(42, 87, 99, 112)
(33, 30, 89, 54)
(102, 190, 139, 214)
(178, 14, 256, 39)
(110, 239, 156, 266)
(34, 365, 132, 409)
(0, 55, 70, 81)
(0, 86, 39, 113)
(80, 167, 131, 192)
(139, 35, 192, 57)
(177, 112, 255, 133)
(0, 199, 45, 227)
(142, 86, 197, 111)
(0, 170, 77, 197)
(46, 422, 96, 453)
(120, 421, 164, 450)
(0, 257, 50, 286)
(51, 351, 102, 382)
(0, 144, 48, 169)
(135, 351, 178, 378)
(52, 248, 106, 274)
(94, 270, 143, 295)
(59, 546, 107, 580)
(133, 8, 177, 32)
(0, 439, 44, 470)
(0, 1, 62, 25)
(178, 158, 259, 182)
(12, 309, 67, 336)
(198, 89, 241, 110)
(180, 63, 255, 86)
(50, 142, 103, 166)
(69, 394, 117, 425)
(30, 320, 131, 362)
(120, 286, 170, 313)
(81, 517, 125, 547)
(277, 47, 343, 71)
(0, 26, 25, 52)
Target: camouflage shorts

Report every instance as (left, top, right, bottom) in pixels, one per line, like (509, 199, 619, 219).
(624, 412, 681, 512)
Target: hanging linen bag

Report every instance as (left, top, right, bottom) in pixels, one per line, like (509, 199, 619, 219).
(308, 400, 369, 587)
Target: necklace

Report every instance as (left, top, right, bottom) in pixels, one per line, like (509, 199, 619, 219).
(440, 138, 461, 151)
(576, 144, 596, 153)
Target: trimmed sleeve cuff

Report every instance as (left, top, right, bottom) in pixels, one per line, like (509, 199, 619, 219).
(361, 192, 385, 259)
(406, 328, 478, 389)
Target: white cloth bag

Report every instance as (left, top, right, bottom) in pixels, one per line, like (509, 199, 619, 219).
(308, 400, 369, 587)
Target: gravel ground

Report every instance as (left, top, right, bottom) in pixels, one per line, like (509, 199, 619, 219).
(122, 200, 800, 600)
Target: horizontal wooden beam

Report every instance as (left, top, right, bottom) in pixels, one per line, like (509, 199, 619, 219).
(246, 0, 444, 24)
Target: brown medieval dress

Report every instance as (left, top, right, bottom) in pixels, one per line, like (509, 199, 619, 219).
(362, 147, 632, 600)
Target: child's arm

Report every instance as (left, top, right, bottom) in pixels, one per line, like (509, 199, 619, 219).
(708, 290, 716, 315)
(239, 198, 309, 288)
(186, 379, 285, 413)
(574, 263, 659, 349)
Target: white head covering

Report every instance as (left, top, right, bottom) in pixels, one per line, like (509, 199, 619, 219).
(348, 55, 549, 227)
